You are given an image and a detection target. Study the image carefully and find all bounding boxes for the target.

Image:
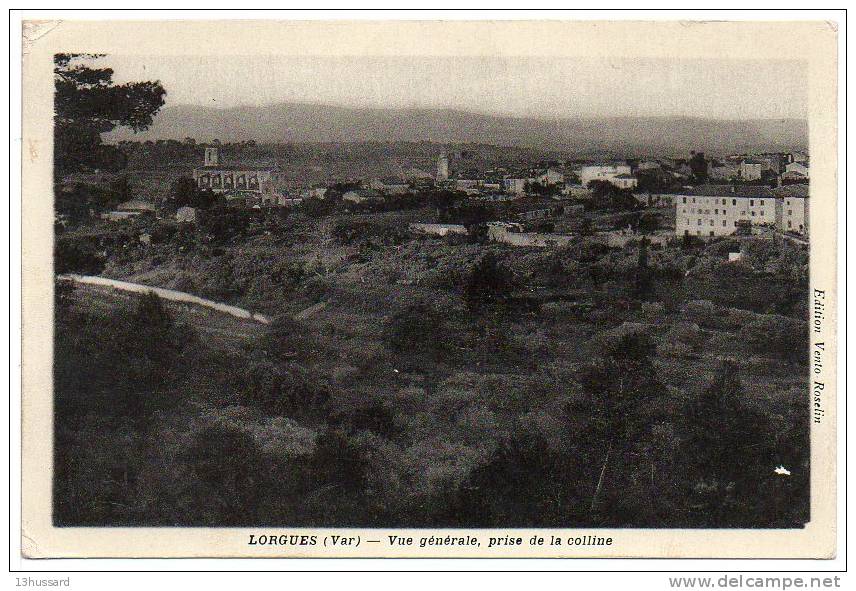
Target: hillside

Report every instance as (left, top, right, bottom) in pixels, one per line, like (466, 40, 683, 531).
(55, 208, 810, 527)
(106, 103, 808, 156)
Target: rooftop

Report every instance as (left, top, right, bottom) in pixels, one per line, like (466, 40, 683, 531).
(772, 184, 810, 199)
(679, 184, 774, 198)
(194, 165, 276, 172)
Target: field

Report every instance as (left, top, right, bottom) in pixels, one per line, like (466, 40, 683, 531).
(53, 192, 810, 528)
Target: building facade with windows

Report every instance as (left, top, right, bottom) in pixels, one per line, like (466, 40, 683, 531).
(773, 185, 809, 235)
(192, 147, 276, 196)
(674, 185, 776, 238)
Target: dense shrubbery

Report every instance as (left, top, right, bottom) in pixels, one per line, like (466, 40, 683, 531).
(54, 234, 105, 274)
(464, 253, 516, 313)
(54, 176, 132, 220)
(238, 360, 331, 421)
(332, 217, 409, 247)
(54, 205, 810, 528)
(740, 314, 809, 362)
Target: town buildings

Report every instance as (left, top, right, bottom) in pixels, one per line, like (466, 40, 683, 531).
(579, 164, 633, 187)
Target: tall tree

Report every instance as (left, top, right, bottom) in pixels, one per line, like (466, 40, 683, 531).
(464, 253, 514, 313)
(680, 360, 772, 526)
(54, 53, 166, 174)
(689, 151, 709, 183)
(569, 331, 667, 521)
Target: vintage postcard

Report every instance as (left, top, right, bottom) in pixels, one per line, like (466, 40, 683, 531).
(20, 18, 838, 558)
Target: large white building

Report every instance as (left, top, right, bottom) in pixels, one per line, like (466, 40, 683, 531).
(675, 185, 776, 238)
(773, 185, 810, 235)
(579, 164, 633, 187)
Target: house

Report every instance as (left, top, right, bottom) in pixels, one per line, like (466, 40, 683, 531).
(455, 178, 482, 191)
(100, 210, 140, 222)
(636, 161, 661, 172)
(674, 185, 776, 238)
(503, 177, 528, 196)
(301, 186, 329, 200)
(117, 199, 156, 214)
(175, 206, 197, 223)
(785, 161, 809, 178)
(773, 184, 809, 235)
(342, 188, 383, 204)
(560, 184, 592, 199)
(708, 162, 740, 181)
(473, 193, 519, 202)
(518, 207, 554, 221)
(409, 223, 468, 237)
(611, 174, 638, 190)
(276, 196, 303, 207)
(790, 151, 809, 164)
(369, 178, 410, 195)
(537, 168, 565, 186)
(781, 170, 809, 185)
(101, 198, 155, 221)
(579, 164, 633, 187)
(634, 192, 674, 208)
(739, 159, 764, 181)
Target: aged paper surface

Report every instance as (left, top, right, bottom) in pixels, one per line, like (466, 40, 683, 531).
(21, 19, 838, 558)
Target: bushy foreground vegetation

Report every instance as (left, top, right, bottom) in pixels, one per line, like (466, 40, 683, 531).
(54, 209, 809, 527)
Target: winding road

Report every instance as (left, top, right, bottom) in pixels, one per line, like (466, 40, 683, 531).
(58, 274, 271, 325)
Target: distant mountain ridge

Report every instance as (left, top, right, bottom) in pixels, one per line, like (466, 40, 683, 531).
(107, 102, 808, 156)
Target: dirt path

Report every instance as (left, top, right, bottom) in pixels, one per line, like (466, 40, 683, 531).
(58, 274, 271, 325)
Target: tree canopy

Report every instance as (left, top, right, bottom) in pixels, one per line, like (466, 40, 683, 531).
(54, 53, 166, 173)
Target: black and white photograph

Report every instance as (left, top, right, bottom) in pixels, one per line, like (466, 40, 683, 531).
(17, 16, 840, 562)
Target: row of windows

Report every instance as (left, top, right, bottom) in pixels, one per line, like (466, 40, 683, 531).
(685, 219, 737, 227)
(681, 197, 766, 206)
(682, 208, 766, 217)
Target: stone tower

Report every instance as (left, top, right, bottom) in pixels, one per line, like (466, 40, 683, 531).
(204, 147, 220, 167)
(436, 151, 449, 181)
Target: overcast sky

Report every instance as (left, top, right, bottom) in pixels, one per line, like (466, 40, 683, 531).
(93, 55, 807, 120)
